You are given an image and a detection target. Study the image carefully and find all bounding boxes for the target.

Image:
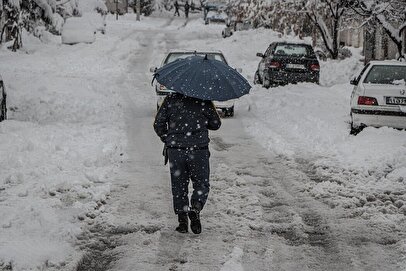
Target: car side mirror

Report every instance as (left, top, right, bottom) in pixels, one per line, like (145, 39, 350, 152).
(256, 53, 264, 58)
(236, 68, 242, 73)
(150, 67, 157, 73)
(350, 78, 358, 85)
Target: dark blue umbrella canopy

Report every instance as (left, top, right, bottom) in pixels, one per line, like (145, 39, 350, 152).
(153, 55, 251, 101)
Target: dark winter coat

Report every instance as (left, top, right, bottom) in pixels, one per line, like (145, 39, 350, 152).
(153, 93, 221, 149)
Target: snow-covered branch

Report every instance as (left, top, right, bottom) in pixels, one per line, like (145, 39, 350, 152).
(351, 0, 406, 58)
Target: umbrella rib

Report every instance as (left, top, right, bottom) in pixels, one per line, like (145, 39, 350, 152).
(212, 63, 245, 99)
(162, 64, 195, 91)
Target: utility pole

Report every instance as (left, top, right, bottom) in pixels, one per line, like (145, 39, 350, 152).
(136, 0, 140, 21)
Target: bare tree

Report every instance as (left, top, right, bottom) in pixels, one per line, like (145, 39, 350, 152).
(350, 0, 406, 59)
(1, 0, 78, 51)
(301, 0, 354, 59)
(226, 0, 352, 59)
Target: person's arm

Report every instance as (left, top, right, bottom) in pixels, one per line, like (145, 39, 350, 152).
(153, 97, 170, 142)
(205, 101, 221, 130)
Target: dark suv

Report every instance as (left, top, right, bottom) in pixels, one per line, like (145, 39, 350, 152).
(254, 42, 320, 88)
(0, 76, 6, 122)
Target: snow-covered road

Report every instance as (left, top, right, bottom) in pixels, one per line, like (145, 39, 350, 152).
(1, 13, 406, 271)
(78, 15, 405, 271)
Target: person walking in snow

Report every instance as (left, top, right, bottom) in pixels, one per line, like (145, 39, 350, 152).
(184, 1, 190, 18)
(153, 93, 221, 234)
(174, 0, 180, 16)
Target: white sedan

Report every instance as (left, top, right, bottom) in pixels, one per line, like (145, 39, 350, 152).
(350, 60, 406, 134)
(205, 10, 228, 25)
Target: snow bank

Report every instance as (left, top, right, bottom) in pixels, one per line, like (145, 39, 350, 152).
(183, 24, 406, 217)
(0, 25, 126, 269)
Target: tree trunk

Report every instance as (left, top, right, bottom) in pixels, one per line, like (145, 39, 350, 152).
(308, 13, 339, 60)
(331, 17, 339, 59)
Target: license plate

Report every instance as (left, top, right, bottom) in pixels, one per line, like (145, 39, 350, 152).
(286, 63, 305, 69)
(386, 96, 406, 105)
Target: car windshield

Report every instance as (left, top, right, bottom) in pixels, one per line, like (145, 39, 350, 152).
(363, 65, 406, 84)
(164, 53, 226, 64)
(273, 44, 315, 57)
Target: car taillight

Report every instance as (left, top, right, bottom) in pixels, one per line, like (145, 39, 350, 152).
(310, 63, 320, 71)
(358, 96, 378, 105)
(266, 61, 281, 69)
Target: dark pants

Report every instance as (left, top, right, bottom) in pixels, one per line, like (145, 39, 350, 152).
(167, 148, 210, 214)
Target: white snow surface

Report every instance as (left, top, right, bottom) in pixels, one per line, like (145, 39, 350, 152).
(0, 11, 405, 271)
(0, 22, 127, 269)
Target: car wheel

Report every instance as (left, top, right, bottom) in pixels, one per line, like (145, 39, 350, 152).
(254, 71, 262, 85)
(263, 76, 271, 89)
(224, 106, 234, 117)
(350, 117, 364, 135)
(350, 123, 363, 135)
(0, 96, 6, 122)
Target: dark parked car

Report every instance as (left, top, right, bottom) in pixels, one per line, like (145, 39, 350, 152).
(254, 42, 320, 88)
(0, 75, 7, 122)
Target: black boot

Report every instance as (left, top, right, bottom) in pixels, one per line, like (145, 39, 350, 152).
(175, 213, 188, 233)
(188, 208, 201, 234)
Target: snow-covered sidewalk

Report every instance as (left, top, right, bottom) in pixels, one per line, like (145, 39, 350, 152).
(0, 22, 126, 269)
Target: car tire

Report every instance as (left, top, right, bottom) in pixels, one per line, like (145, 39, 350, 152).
(350, 119, 364, 135)
(224, 106, 234, 117)
(263, 76, 271, 89)
(350, 124, 363, 135)
(254, 71, 262, 85)
(0, 96, 6, 122)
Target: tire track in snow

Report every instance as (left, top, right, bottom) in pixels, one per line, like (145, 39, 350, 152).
(72, 22, 171, 271)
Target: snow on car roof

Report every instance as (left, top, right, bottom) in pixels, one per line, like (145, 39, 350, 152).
(167, 49, 224, 54)
(273, 41, 312, 46)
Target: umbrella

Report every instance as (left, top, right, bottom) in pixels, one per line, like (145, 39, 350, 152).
(152, 55, 251, 101)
